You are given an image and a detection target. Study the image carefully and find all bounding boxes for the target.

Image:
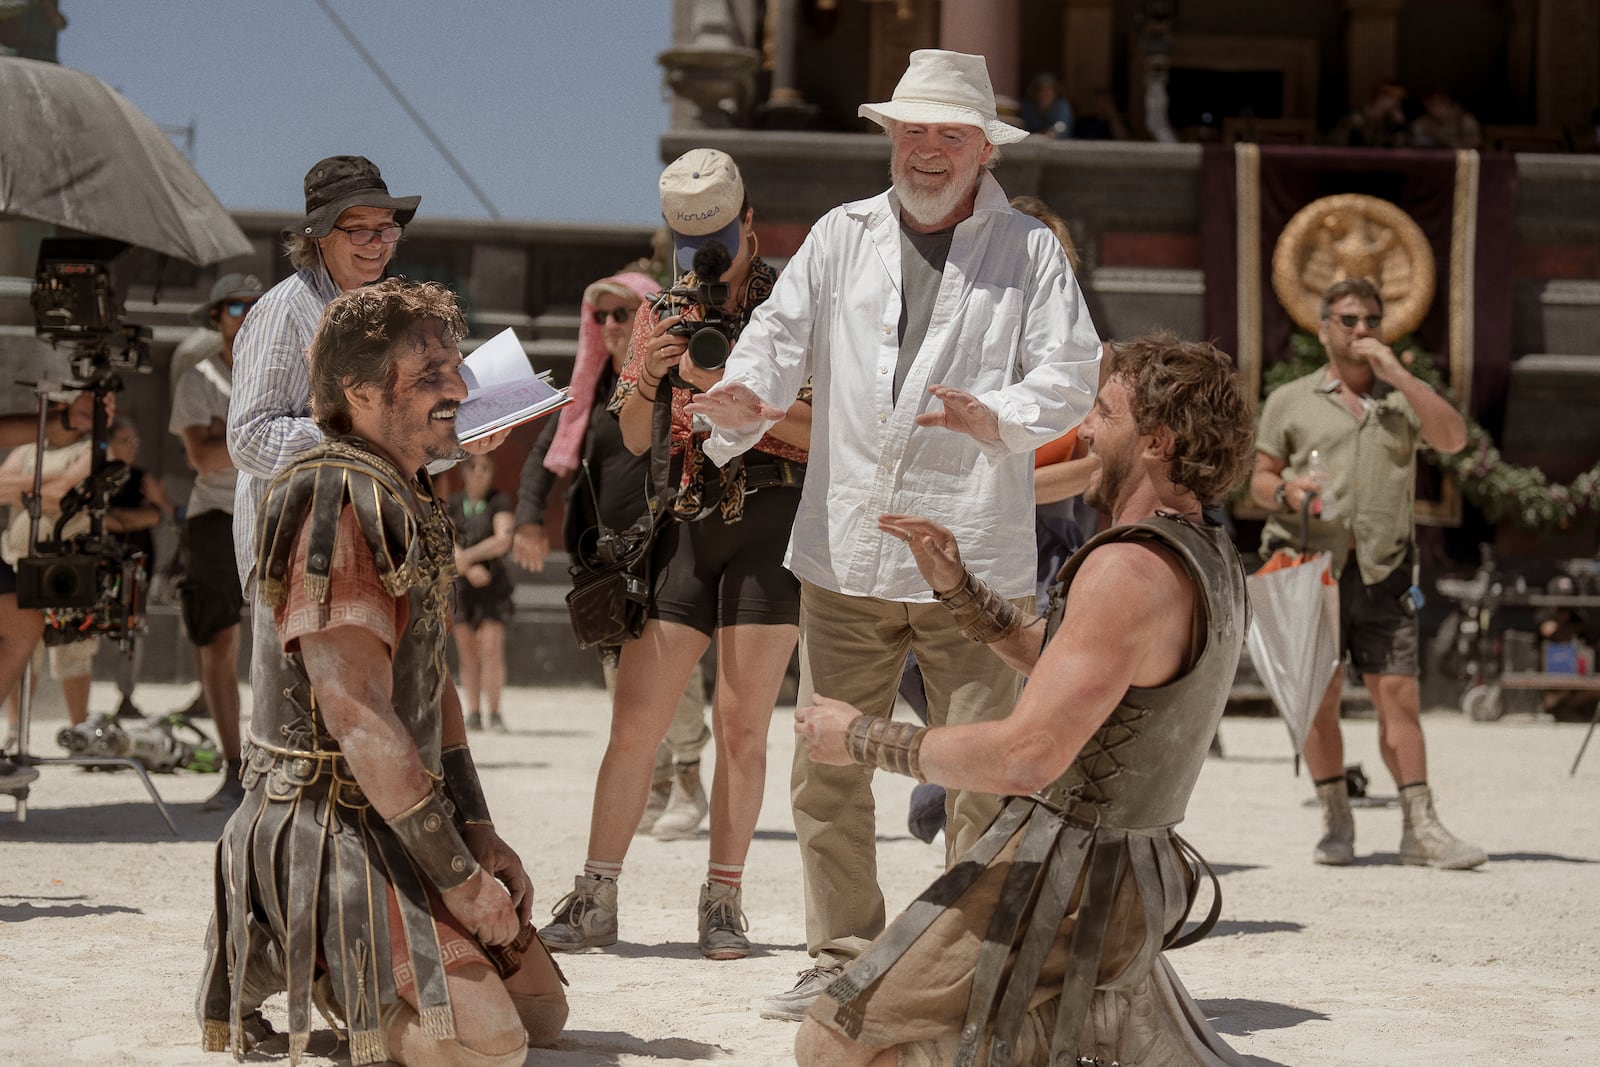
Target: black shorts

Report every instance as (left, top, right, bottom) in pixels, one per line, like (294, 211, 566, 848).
(452, 570, 514, 628)
(1338, 557, 1420, 677)
(180, 511, 244, 647)
(650, 465, 802, 637)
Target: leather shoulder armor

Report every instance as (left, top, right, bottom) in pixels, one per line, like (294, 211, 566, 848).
(256, 438, 448, 607)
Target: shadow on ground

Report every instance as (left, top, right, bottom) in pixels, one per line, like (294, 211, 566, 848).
(0, 894, 141, 922)
(0, 799, 221, 843)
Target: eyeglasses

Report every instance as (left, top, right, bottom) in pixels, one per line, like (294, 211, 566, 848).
(591, 307, 632, 326)
(1330, 313, 1383, 330)
(332, 224, 404, 246)
(224, 300, 258, 318)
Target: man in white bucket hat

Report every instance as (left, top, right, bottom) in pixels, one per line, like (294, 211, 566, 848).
(688, 48, 1101, 1020)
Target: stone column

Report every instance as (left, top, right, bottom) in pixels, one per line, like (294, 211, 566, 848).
(938, 0, 1022, 118)
(658, 0, 762, 129)
(1062, 0, 1115, 117)
(1535, 0, 1600, 128)
(755, 0, 819, 128)
(1343, 0, 1404, 111)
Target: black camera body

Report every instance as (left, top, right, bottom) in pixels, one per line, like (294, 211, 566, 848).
(656, 280, 734, 371)
(15, 553, 100, 609)
(30, 237, 152, 374)
(16, 539, 146, 646)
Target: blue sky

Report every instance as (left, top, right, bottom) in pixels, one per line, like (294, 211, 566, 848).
(56, 1, 674, 225)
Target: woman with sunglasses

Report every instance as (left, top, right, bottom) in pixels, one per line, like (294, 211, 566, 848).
(538, 150, 810, 962)
(514, 271, 715, 839)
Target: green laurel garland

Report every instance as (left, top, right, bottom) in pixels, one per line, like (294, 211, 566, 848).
(1264, 332, 1600, 532)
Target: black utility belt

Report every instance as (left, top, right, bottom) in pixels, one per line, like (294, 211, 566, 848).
(742, 458, 805, 493)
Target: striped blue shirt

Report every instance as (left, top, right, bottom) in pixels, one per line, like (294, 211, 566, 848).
(226, 264, 341, 588)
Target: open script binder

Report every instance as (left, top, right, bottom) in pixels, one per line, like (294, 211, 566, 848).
(456, 327, 571, 442)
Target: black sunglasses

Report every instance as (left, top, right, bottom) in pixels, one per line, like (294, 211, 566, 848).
(332, 224, 404, 246)
(1331, 313, 1383, 330)
(591, 307, 632, 326)
(224, 300, 258, 318)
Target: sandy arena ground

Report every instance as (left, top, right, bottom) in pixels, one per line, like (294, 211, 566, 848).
(1, 679, 1597, 1066)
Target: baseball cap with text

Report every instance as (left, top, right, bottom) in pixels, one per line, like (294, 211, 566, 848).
(659, 149, 745, 274)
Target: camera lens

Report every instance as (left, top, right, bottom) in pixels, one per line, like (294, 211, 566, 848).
(44, 561, 87, 599)
(687, 327, 730, 371)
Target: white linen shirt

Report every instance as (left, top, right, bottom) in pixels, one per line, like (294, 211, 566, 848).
(704, 173, 1101, 602)
(226, 264, 340, 588)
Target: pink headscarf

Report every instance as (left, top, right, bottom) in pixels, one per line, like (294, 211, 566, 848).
(543, 271, 660, 476)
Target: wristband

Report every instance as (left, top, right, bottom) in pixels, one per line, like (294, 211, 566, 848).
(935, 568, 1021, 643)
(387, 790, 481, 892)
(844, 714, 928, 782)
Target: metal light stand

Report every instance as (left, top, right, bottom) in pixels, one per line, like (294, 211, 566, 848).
(0, 380, 177, 835)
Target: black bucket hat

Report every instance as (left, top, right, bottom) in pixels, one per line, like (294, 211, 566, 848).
(295, 155, 420, 238)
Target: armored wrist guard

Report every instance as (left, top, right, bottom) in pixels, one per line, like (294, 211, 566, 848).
(387, 790, 480, 892)
(935, 568, 1021, 643)
(845, 714, 928, 782)
(441, 745, 492, 826)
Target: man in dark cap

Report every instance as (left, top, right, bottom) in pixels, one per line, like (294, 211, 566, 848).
(172, 272, 262, 811)
(225, 158, 507, 787)
(228, 155, 421, 596)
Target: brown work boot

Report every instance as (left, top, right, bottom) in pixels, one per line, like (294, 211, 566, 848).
(652, 759, 709, 840)
(1398, 784, 1487, 870)
(1312, 778, 1355, 866)
(636, 776, 673, 835)
(697, 881, 750, 960)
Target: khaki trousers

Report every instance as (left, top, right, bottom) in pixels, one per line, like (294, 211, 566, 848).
(793, 580, 1027, 966)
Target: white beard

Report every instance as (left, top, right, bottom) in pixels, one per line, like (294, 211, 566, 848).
(891, 155, 980, 229)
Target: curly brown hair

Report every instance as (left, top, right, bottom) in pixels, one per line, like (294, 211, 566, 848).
(309, 278, 467, 436)
(1102, 332, 1255, 504)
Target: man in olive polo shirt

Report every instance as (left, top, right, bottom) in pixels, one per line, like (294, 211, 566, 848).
(1252, 277, 1485, 871)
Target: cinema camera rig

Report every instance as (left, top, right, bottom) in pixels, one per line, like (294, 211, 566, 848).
(16, 238, 154, 648)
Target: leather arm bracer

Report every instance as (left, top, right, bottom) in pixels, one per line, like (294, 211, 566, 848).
(386, 790, 481, 892)
(845, 714, 929, 783)
(440, 745, 492, 826)
(935, 568, 1022, 643)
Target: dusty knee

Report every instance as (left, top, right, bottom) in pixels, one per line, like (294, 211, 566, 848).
(385, 1001, 527, 1067)
(509, 989, 568, 1048)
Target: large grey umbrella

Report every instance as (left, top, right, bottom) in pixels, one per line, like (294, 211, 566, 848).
(0, 55, 251, 266)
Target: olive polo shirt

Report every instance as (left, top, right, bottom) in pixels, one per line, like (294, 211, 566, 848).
(1255, 368, 1423, 585)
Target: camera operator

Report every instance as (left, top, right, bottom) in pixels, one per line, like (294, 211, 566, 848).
(0, 399, 93, 785)
(0, 389, 154, 740)
(539, 149, 811, 961)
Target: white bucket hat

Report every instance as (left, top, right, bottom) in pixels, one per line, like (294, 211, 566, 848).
(859, 49, 1028, 145)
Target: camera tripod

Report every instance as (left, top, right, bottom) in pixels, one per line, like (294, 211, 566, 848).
(0, 379, 177, 835)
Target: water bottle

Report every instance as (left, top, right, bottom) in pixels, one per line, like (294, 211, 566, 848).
(1306, 450, 1336, 520)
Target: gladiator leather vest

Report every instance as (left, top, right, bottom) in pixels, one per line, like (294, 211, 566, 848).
(1038, 516, 1248, 832)
(249, 438, 456, 771)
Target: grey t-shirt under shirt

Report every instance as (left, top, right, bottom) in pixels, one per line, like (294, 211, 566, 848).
(168, 354, 237, 517)
(895, 221, 955, 403)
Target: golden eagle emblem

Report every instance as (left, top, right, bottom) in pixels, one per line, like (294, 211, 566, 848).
(1271, 193, 1435, 343)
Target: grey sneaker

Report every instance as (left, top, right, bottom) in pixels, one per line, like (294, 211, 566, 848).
(652, 760, 709, 840)
(464, 711, 483, 731)
(488, 713, 508, 734)
(538, 875, 618, 951)
(757, 963, 845, 1021)
(636, 777, 673, 835)
(697, 881, 749, 960)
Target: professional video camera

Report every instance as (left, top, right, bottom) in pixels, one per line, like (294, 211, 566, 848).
(13, 238, 153, 648)
(652, 239, 735, 372)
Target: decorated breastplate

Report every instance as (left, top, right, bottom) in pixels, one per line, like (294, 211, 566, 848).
(248, 439, 456, 768)
(1038, 517, 1247, 831)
